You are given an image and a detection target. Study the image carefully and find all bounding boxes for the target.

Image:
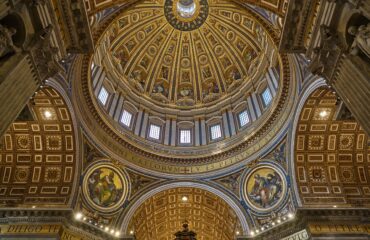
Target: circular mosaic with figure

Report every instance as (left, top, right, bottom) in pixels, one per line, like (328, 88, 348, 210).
(164, 0, 209, 31)
(243, 166, 286, 211)
(83, 163, 129, 212)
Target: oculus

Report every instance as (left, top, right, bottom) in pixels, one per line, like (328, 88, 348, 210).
(243, 166, 286, 211)
(83, 163, 129, 212)
(164, 0, 208, 31)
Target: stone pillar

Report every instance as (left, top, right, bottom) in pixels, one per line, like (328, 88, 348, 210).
(93, 69, 106, 96)
(222, 110, 230, 138)
(247, 95, 257, 121)
(194, 119, 200, 146)
(113, 95, 124, 121)
(333, 55, 370, 135)
(92, 66, 103, 87)
(134, 109, 143, 135)
(108, 92, 120, 117)
(227, 110, 236, 136)
(200, 118, 206, 145)
(164, 118, 171, 145)
(0, 54, 39, 137)
(251, 93, 262, 117)
(139, 112, 149, 138)
(266, 73, 277, 97)
(170, 119, 176, 146)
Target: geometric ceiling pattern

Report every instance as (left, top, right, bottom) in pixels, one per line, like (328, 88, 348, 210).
(83, 0, 288, 17)
(0, 87, 77, 207)
(127, 187, 242, 240)
(294, 87, 370, 208)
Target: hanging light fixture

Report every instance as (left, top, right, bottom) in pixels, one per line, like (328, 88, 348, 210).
(174, 221, 197, 240)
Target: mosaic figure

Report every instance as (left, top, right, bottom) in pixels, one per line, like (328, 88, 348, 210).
(87, 168, 124, 207)
(246, 168, 284, 209)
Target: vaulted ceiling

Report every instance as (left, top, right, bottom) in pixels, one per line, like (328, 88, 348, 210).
(127, 187, 242, 240)
(295, 87, 370, 208)
(0, 87, 77, 207)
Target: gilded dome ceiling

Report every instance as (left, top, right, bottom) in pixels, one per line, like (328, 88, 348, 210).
(107, 0, 268, 110)
(76, 0, 297, 175)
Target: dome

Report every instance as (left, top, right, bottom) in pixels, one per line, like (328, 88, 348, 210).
(80, 0, 295, 175)
(104, 0, 271, 110)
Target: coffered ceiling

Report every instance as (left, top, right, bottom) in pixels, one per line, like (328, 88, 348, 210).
(127, 187, 242, 240)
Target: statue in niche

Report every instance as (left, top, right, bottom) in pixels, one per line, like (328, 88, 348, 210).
(0, 24, 19, 58)
(348, 23, 370, 59)
(309, 25, 340, 76)
(30, 25, 60, 78)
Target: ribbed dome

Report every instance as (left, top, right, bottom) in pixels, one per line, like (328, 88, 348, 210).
(107, 0, 267, 110)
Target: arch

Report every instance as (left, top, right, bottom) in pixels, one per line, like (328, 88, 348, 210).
(119, 181, 249, 235)
(45, 78, 82, 206)
(287, 77, 326, 206)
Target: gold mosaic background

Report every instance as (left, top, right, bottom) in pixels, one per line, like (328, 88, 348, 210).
(128, 187, 241, 240)
(295, 87, 370, 207)
(0, 87, 76, 207)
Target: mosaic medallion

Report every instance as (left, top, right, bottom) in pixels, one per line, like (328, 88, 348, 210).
(164, 0, 209, 31)
(243, 166, 286, 211)
(83, 163, 129, 212)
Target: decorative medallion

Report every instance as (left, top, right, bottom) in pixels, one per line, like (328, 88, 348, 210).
(83, 162, 129, 212)
(243, 166, 286, 211)
(164, 0, 209, 31)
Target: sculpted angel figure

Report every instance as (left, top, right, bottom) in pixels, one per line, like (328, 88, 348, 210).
(348, 23, 370, 59)
(0, 24, 19, 58)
